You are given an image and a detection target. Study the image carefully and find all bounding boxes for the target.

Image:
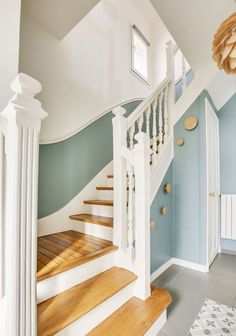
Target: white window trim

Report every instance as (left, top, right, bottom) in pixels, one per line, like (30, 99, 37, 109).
(131, 25, 150, 86)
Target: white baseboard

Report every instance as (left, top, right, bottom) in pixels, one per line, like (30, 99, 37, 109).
(37, 250, 116, 303)
(150, 259, 173, 282)
(172, 258, 209, 273)
(151, 257, 208, 282)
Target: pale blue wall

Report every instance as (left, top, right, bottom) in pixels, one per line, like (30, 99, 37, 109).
(150, 163, 173, 273)
(172, 91, 216, 265)
(218, 93, 236, 194)
(38, 100, 142, 219)
(218, 93, 236, 251)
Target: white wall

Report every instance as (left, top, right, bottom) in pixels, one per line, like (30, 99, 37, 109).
(20, 0, 172, 143)
(0, 0, 21, 111)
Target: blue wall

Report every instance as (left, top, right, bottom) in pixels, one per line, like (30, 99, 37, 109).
(172, 91, 217, 265)
(38, 100, 142, 219)
(218, 93, 236, 194)
(150, 163, 173, 273)
(218, 93, 236, 251)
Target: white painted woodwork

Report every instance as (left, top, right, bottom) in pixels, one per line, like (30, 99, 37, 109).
(37, 250, 116, 303)
(221, 195, 236, 240)
(144, 310, 167, 336)
(0, 124, 5, 299)
(133, 133, 151, 300)
(72, 220, 113, 241)
(112, 107, 128, 256)
(1, 73, 47, 336)
(205, 98, 220, 267)
(56, 282, 136, 336)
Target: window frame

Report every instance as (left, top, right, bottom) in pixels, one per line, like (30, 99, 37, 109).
(131, 25, 150, 86)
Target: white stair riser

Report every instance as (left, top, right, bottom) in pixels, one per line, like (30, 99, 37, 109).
(89, 204, 113, 217)
(144, 310, 167, 336)
(71, 220, 113, 241)
(96, 190, 114, 200)
(56, 281, 136, 336)
(37, 251, 116, 303)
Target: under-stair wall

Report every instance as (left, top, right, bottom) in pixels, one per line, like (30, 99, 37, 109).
(173, 90, 217, 266)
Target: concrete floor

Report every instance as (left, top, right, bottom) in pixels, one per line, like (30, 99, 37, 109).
(153, 253, 236, 336)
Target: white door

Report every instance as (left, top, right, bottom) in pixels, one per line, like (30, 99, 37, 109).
(206, 98, 220, 266)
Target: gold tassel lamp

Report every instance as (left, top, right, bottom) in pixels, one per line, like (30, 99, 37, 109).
(212, 12, 236, 74)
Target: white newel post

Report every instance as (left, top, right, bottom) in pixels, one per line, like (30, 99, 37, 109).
(112, 107, 127, 264)
(166, 40, 175, 101)
(133, 132, 151, 300)
(1, 73, 47, 336)
(166, 40, 175, 134)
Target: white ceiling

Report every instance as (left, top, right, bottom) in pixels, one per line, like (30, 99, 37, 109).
(149, 0, 236, 71)
(207, 71, 236, 110)
(22, 0, 101, 39)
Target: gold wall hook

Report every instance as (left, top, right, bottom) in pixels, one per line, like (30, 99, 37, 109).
(160, 207, 167, 215)
(164, 183, 172, 193)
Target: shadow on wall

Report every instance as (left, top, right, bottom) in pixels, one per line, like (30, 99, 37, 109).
(38, 100, 142, 219)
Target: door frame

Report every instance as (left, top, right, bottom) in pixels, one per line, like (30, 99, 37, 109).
(205, 97, 220, 268)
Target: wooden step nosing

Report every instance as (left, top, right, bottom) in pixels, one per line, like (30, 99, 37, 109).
(37, 245, 118, 282)
(69, 214, 113, 228)
(84, 200, 114, 206)
(37, 267, 137, 335)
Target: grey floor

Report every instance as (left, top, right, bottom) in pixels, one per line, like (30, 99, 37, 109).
(152, 253, 236, 336)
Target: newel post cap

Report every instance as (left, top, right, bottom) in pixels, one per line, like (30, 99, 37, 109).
(11, 73, 42, 97)
(112, 106, 126, 117)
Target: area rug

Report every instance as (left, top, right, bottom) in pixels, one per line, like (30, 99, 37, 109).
(188, 299, 236, 335)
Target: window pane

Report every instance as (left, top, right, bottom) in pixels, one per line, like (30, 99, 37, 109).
(132, 29, 149, 81)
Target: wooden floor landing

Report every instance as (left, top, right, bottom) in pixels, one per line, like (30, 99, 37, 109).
(37, 230, 117, 281)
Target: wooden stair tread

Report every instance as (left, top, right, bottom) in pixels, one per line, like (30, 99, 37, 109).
(37, 267, 137, 336)
(88, 287, 172, 336)
(96, 186, 113, 190)
(84, 199, 113, 206)
(69, 214, 113, 228)
(37, 230, 116, 281)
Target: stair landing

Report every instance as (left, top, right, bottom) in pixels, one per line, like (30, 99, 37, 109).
(37, 230, 117, 281)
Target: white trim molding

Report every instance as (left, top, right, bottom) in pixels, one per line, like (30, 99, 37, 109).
(2, 73, 47, 336)
(40, 98, 144, 145)
(151, 257, 209, 282)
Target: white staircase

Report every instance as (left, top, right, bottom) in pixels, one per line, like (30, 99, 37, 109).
(0, 39, 203, 336)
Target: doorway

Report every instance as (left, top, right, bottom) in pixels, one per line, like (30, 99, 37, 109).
(205, 98, 220, 267)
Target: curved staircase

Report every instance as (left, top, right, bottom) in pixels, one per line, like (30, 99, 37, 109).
(37, 172, 172, 335)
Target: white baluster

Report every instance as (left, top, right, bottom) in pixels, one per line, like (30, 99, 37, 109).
(152, 98, 158, 163)
(137, 114, 143, 133)
(158, 92, 164, 154)
(0, 120, 5, 299)
(166, 40, 175, 105)
(112, 107, 128, 259)
(128, 124, 135, 150)
(127, 162, 135, 259)
(2, 73, 47, 336)
(164, 86, 169, 144)
(145, 107, 151, 139)
(133, 132, 151, 300)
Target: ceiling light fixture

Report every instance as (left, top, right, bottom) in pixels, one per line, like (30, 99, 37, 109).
(212, 12, 236, 74)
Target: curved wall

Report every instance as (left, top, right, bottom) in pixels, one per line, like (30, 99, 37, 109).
(38, 100, 142, 219)
(20, 0, 172, 143)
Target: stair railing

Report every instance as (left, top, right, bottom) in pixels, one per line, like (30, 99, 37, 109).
(112, 40, 177, 300)
(0, 73, 47, 336)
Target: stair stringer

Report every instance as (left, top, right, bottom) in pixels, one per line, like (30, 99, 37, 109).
(150, 136, 173, 204)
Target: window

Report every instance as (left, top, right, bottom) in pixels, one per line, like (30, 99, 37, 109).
(131, 25, 150, 84)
